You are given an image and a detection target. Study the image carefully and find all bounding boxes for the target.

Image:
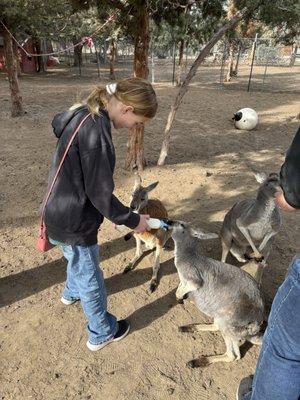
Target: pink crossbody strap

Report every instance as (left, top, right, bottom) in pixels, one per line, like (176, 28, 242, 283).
(40, 112, 91, 224)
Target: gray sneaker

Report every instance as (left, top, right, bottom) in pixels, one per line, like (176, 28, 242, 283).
(236, 376, 253, 400)
(86, 319, 130, 351)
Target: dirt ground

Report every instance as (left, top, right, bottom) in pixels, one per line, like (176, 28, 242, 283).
(0, 65, 300, 400)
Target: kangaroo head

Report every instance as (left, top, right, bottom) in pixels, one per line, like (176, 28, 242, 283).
(164, 220, 218, 244)
(129, 174, 159, 212)
(255, 172, 281, 198)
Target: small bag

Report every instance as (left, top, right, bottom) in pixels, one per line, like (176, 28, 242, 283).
(37, 112, 91, 252)
(37, 222, 54, 252)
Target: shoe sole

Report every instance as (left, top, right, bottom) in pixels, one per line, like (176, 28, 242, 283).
(236, 376, 253, 400)
(60, 297, 78, 305)
(86, 338, 114, 351)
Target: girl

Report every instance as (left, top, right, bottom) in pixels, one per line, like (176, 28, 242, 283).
(44, 77, 158, 351)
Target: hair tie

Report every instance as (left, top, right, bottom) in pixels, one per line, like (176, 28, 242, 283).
(106, 83, 117, 95)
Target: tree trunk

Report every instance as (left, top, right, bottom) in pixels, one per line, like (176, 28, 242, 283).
(176, 39, 185, 86)
(109, 38, 116, 80)
(233, 42, 242, 75)
(125, 123, 146, 171)
(2, 28, 25, 117)
(125, 3, 149, 171)
(103, 39, 108, 64)
(133, 5, 149, 79)
(73, 36, 83, 67)
(289, 45, 297, 67)
(225, 0, 238, 82)
(225, 42, 235, 82)
(12, 40, 22, 76)
(34, 38, 46, 73)
(248, 43, 255, 66)
(157, 8, 247, 166)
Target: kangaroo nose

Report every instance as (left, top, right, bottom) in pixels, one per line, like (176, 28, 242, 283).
(162, 219, 174, 227)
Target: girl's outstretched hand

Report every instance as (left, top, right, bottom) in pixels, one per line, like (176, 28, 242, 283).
(134, 214, 150, 233)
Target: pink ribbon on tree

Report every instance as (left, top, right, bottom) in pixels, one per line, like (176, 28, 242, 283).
(82, 36, 94, 48)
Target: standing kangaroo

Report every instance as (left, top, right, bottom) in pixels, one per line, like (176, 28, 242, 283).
(123, 174, 170, 292)
(165, 219, 264, 368)
(220, 172, 282, 264)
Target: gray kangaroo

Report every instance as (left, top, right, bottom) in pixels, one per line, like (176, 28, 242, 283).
(165, 219, 264, 368)
(220, 172, 282, 264)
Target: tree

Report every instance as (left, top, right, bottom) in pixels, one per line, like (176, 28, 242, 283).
(67, 7, 100, 68)
(70, 0, 227, 170)
(157, 8, 247, 166)
(224, 1, 238, 82)
(0, 0, 75, 116)
(157, 0, 300, 166)
(70, 0, 149, 169)
(124, 0, 228, 169)
(108, 37, 116, 79)
(1, 25, 25, 117)
(124, 1, 150, 170)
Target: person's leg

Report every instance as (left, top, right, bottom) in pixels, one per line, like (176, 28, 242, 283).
(61, 244, 118, 345)
(61, 244, 80, 302)
(238, 256, 300, 400)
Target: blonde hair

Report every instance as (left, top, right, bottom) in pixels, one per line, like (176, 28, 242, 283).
(71, 77, 158, 118)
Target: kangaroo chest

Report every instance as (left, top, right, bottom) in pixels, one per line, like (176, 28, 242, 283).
(248, 220, 272, 240)
(136, 232, 157, 249)
(238, 204, 278, 242)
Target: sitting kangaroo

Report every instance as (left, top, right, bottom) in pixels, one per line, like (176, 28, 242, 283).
(123, 174, 170, 292)
(165, 219, 264, 368)
(220, 172, 282, 264)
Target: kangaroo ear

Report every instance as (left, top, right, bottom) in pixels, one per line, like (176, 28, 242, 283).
(145, 181, 159, 193)
(133, 173, 142, 190)
(190, 228, 218, 240)
(254, 172, 267, 184)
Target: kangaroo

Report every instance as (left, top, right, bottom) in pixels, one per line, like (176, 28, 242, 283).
(165, 219, 264, 368)
(123, 174, 170, 292)
(220, 172, 282, 264)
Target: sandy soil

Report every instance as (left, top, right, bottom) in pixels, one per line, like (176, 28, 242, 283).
(0, 65, 299, 400)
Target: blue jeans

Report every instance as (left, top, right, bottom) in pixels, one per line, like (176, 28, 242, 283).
(244, 256, 300, 400)
(61, 243, 118, 345)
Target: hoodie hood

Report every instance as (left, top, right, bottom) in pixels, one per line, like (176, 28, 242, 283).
(51, 106, 87, 139)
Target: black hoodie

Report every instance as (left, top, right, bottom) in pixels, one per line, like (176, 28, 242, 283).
(44, 106, 140, 245)
(280, 125, 300, 209)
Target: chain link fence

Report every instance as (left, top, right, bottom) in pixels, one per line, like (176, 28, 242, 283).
(18, 36, 299, 94)
(149, 37, 299, 93)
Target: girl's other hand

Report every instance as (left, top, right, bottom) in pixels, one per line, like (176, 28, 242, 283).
(275, 191, 296, 212)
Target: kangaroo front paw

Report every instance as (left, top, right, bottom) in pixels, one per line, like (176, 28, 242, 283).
(248, 252, 264, 262)
(178, 325, 190, 332)
(123, 264, 133, 274)
(176, 291, 189, 304)
(149, 280, 157, 293)
(244, 252, 252, 260)
(186, 357, 209, 369)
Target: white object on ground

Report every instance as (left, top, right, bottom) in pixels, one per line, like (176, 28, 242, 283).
(233, 108, 258, 130)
